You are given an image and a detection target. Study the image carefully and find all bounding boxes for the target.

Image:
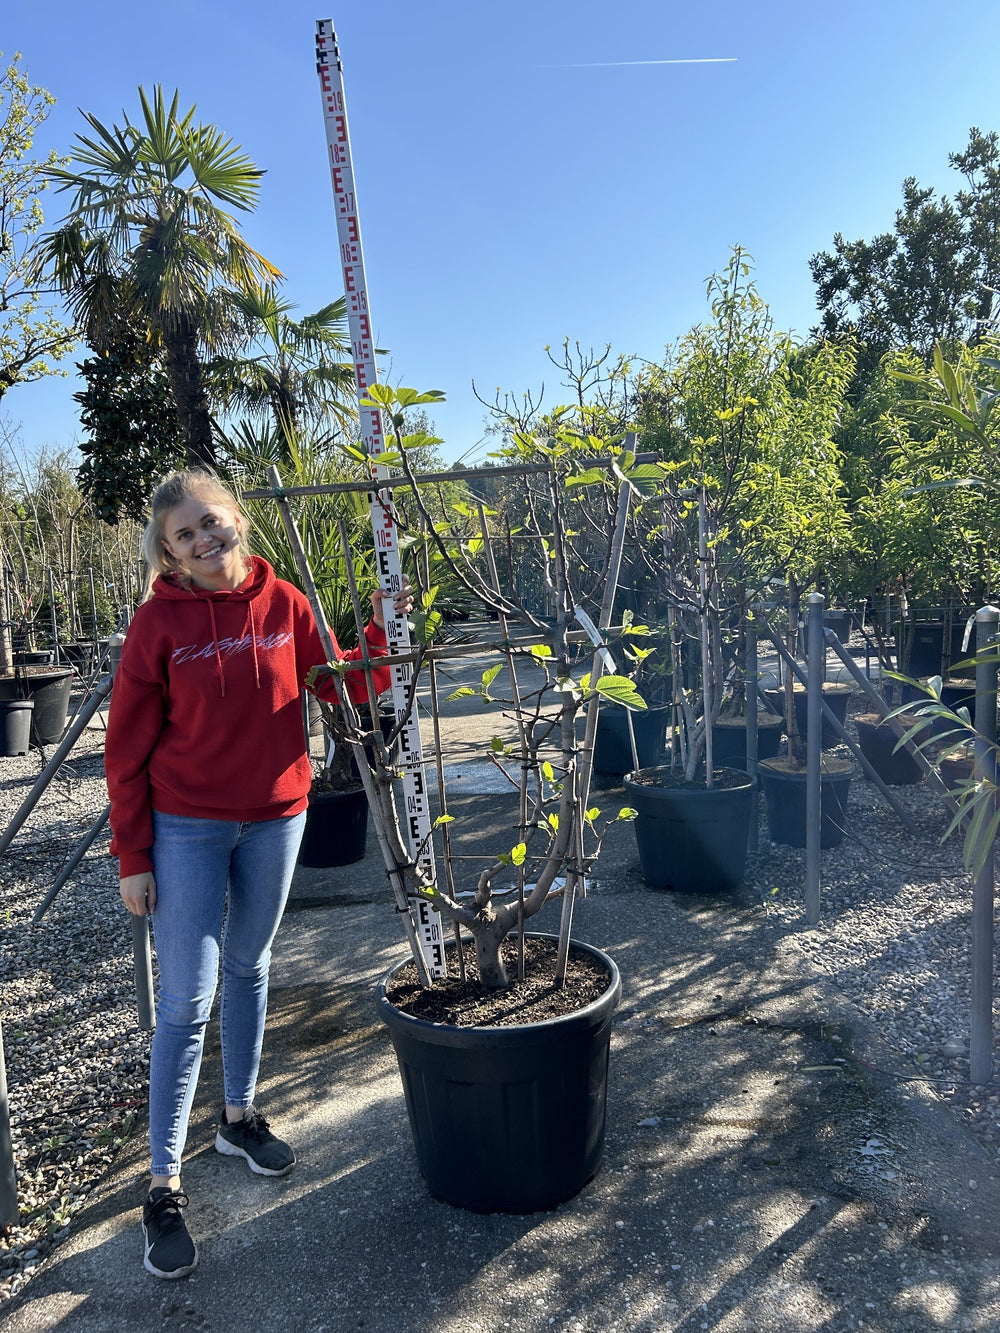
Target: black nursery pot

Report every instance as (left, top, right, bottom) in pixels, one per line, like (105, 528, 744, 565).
(297, 787, 369, 867)
(13, 668, 74, 746)
(376, 935, 621, 1213)
(623, 765, 756, 893)
(758, 758, 854, 849)
(854, 715, 923, 786)
(710, 711, 784, 768)
(0, 700, 33, 757)
(763, 683, 851, 750)
(593, 706, 668, 776)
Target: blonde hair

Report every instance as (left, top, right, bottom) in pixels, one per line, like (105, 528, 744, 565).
(140, 468, 252, 599)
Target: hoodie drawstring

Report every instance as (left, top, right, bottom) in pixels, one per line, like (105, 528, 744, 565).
(206, 601, 227, 698)
(247, 603, 261, 689)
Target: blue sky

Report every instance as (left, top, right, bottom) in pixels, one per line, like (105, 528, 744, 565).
(4, 0, 1000, 466)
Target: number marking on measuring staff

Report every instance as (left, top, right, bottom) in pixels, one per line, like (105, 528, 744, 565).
(316, 18, 444, 977)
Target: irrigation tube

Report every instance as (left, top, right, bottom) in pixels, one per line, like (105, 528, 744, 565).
(970, 606, 999, 1086)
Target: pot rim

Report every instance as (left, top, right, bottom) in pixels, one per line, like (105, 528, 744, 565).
(375, 932, 621, 1041)
(757, 756, 855, 778)
(623, 764, 756, 791)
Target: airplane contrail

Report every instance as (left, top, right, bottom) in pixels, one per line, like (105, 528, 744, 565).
(541, 58, 737, 67)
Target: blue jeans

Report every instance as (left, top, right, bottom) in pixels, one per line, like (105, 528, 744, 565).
(147, 810, 306, 1177)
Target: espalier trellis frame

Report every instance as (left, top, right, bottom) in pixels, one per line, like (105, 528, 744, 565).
(306, 17, 652, 988)
(244, 444, 652, 990)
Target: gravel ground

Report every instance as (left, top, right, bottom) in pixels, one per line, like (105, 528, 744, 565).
(1, 679, 999, 1306)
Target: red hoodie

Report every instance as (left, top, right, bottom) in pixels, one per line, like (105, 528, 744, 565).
(105, 556, 390, 878)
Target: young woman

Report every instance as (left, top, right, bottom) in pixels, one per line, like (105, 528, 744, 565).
(106, 468, 412, 1279)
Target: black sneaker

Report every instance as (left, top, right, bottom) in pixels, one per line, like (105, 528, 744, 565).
(215, 1106, 295, 1176)
(142, 1187, 198, 1279)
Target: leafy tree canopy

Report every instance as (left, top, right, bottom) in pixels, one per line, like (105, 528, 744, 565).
(810, 128, 1000, 380)
(0, 51, 76, 399)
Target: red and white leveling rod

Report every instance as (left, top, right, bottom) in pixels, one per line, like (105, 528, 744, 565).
(315, 19, 445, 979)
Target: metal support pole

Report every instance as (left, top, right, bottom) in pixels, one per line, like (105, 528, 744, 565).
(970, 605, 998, 1085)
(47, 567, 60, 664)
(88, 568, 99, 660)
(805, 593, 825, 925)
(131, 917, 156, 1032)
(0, 674, 113, 860)
(746, 623, 759, 854)
(0, 1017, 18, 1226)
(33, 804, 111, 922)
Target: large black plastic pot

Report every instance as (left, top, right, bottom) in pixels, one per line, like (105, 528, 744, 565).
(854, 715, 923, 786)
(297, 786, 369, 867)
(711, 711, 784, 769)
(0, 700, 33, 757)
(62, 642, 96, 674)
(593, 706, 667, 776)
(376, 934, 621, 1213)
(623, 764, 756, 893)
(18, 668, 74, 745)
(758, 757, 854, 848)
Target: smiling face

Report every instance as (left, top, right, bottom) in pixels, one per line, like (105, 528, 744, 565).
(161, 494, 247, 591)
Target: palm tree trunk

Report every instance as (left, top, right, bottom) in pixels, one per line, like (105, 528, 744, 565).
(162, 322, 216, 468)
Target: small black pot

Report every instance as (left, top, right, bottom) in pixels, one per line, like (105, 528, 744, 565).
(376, 934, 621, 1213)
(0, 699, 33, 757)
(297, 786, 369, 867)
(624, 765, 756, 893)
(758, 759, 854, 848)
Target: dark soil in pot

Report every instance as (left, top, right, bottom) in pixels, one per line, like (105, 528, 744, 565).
(385, 935, 610, 1026)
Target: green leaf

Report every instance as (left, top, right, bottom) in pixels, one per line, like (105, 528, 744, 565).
(446, 686, 475, 700)
(595, 675, 647, 709)
(490, 735, 505, 753)
(542, 760, 555, 781)
(434, 814, 455, 827)
(565, 468, 605, 487)
(617, 807, 638, 821)
(481, 663, 503, 697)
(359, 385, 396, 408)
(510, 842, 527, 866)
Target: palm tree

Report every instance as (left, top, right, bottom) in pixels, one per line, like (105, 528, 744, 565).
(39, 86, 281, 467)
(205, 284, 358, 439)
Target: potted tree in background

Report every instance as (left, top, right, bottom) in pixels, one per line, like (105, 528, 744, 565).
(626, 250, 857, 877)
